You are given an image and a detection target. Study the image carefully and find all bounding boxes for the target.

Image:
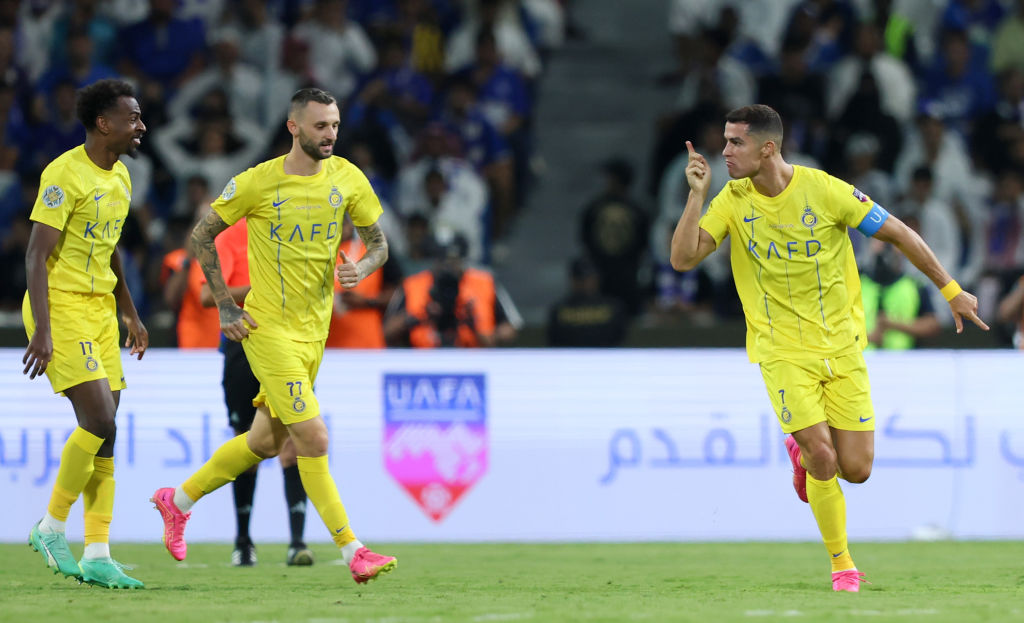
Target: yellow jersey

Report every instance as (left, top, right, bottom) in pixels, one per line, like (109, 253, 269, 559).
(29, 145, 132, 295)
(212, 155, 383, 342)
(699, 165, 890, 362)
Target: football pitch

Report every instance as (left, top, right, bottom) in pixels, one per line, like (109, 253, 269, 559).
(1, 541, 1022, 623)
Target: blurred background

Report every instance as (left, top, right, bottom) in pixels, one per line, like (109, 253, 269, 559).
(1, 0, 1023, 350)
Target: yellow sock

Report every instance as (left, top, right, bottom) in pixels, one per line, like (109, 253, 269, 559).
(182, 433, 262, 501)
(806, 473, 855, 572)
(297, 455, 356, 548)
(48, 427, 104, 521)
(82, 456, 114, 545)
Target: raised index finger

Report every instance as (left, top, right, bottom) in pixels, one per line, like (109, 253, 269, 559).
(686, 140, 696, 157)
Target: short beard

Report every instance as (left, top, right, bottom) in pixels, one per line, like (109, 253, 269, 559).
(299, 132, 332, 161)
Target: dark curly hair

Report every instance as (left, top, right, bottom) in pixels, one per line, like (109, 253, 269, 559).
(75, 79, 136, 131)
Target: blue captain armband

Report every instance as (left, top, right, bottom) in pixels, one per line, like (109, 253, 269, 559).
(855, 202, 890, 237)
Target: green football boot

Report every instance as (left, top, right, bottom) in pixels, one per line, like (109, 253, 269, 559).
(79, 557, 145, 589)
(28, 521, 82, 580)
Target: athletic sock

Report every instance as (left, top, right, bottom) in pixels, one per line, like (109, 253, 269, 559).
(806, 473, 856, 572)
(181, 432, 263, 506)
(48, 427, 104, 523)
(232, 468, 257, 545)
(296, 455, 355, 549)
(82, 455, 114, 548)
(282, 464, 307, 545)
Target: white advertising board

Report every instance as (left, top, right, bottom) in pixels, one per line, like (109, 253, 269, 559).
(1, 348, 1022, 543)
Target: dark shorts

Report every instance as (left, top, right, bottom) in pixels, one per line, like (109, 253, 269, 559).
(222, 338, 261, 433)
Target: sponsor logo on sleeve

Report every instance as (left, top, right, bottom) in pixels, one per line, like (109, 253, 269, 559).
(42, 185, 65, 209)
(220, 178, 237, 200)
(852, 187, 870, 203)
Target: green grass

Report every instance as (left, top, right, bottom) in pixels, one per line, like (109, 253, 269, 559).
(1, 542, 1023, 623)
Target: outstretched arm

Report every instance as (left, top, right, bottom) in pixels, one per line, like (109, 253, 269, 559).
(670, 141, 718, 271)
(872, 215, 989, 333)
(190, 211, 257, 340)
(336, 221, 389, 289)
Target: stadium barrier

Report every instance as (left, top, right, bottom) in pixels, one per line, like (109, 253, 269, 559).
(2, 348, 1022, 543)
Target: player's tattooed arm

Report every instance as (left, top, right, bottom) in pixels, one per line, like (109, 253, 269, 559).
(354, 221, 389, 280)
(190, 211, 255, 340)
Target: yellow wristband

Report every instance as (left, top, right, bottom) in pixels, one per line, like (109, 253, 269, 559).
(940, 280, 963, 302)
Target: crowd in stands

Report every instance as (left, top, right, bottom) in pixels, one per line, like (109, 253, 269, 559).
(5, 0, 1024, 349)
(638, 0, 1024, 348)
(0, 0, 563, 346)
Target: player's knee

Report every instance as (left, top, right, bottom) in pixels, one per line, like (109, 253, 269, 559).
(84, 417, 116, 441)
(802, 439, 838, 478)
(246, 433, 280, 459)
(843, 463, 872, 483)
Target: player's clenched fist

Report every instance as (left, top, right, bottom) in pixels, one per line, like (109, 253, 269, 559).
(684, 140, 711, 196)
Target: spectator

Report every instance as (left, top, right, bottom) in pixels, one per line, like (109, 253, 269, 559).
(36, 27, 117, 96)
(894, 108, 980, 214)
(547, 257, 628, 347)
(292, 0, 377, 101)
(153, 94, 269, 202)
(971, 68, 1024, 175)
(990, 0, 1024, 73)
(166, 27, 265, 126)
(919, 28, 997, 134)
(28, 81, 85, 175)
(437, 75, 515, 240)
(827, 21, 916, 125)
(861, 235, 941, 350)
(579, 157, 651, 316)
(828, 70, 903, 172)
(117, 0, 207, 90)
(784, 0, 858, 71)
(675, 26, 755, 114)
(384, 232, 520, 347)
(446, 0, 542, 79)
(757, 34, 827, 159)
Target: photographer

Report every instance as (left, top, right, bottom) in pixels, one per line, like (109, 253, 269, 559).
(384, 233, 520, 347)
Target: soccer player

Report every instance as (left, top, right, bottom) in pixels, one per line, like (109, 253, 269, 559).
(197, 219, 314, 567)
(670, 105, 988, 592)
(151, 88, 397, 583)
(22, 78, 148, 589)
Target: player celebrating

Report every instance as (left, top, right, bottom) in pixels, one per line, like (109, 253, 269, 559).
(198, 219, 314, 567)
(22, 79, 148, 589)
(151, 88, 397, 583)
(670, 105, 987, 592)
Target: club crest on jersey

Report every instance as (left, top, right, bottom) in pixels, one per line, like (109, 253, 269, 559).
(85, 356, 99, 372)
(801, 207, 818, 229)
(293, 396, 306, 413)
(781, 406, 792, 423)
(42, 185, 65, 209)
(221, 178, 237, 200)
(852, 187, 870, 203)
(328, 186, 343, 208)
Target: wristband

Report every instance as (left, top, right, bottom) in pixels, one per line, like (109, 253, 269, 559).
(940, 280, 962, 302)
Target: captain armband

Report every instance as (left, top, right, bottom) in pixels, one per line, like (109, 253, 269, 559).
(855, 202, 890, 237)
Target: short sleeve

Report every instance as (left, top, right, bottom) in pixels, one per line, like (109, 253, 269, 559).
(210, 168, 259, 226)
(30, 166, 77, 231)
(830, 175, 890, 236)
(698, 198, 730, 246)
(345, 167, 384, 227)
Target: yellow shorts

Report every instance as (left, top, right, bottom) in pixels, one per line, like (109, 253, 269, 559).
(22, 290, 125, 395)
(242, 328, 325, 426)
(758, 351, 874, 434)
